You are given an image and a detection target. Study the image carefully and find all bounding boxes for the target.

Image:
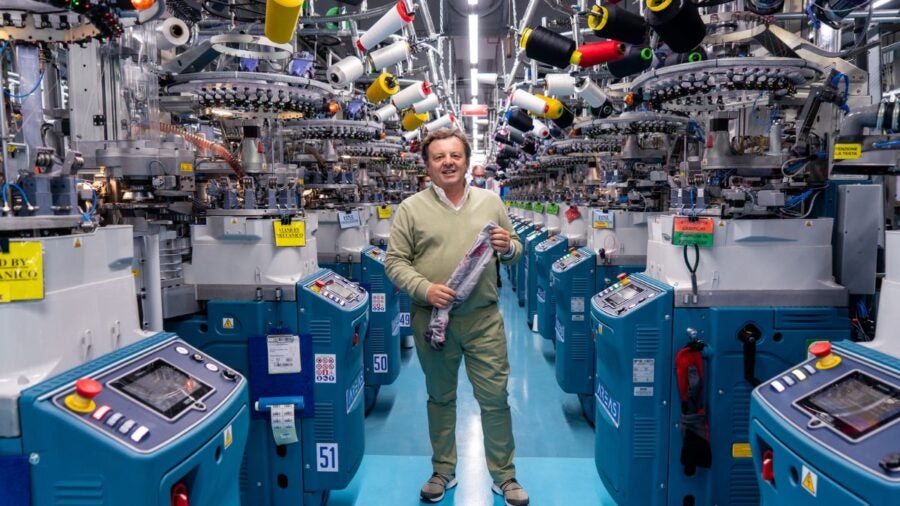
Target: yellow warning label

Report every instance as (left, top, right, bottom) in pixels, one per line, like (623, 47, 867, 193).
(0, 242, 43, 303)
(179, 162, 194, 172)
(833, 143, 862, 160)
(731, 443, 752, 458)
(273, 221, 306, 247)
(73, 238, 82, 248)
(377, 205, 393, 220)
(224, 425, 233, 449)
(223, 317, 235, 329)
(801, 466, 817, 496)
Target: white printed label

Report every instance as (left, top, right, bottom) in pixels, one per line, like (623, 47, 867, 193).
(399, 312, 411, 328)
(571, 296, 585, 313)
(373, 353, 388, 373)
(634, 386, 654, 397)
(371, 293, 386, 313)
(317, 443, 339, 472)
(632, 359, 655, 384)
(338, 210, 362, 229)
(346, 369, 364, 413)
(315, 354, 337, 383)
(267, 334, 301, 374)
(270, 404, 299, 445)
(572, 314, 584, 321)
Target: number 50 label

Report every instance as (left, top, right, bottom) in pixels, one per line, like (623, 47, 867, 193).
(317, 443, 339, 472)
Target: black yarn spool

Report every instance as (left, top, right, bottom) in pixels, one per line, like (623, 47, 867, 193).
(521, 139, 538, 155)
(499, 145, 519, 158)
(589, 100, 615, 119)
(494, 132, 513, 145)
(552, 108, 575, 129)
(522, 26, 577, 69)
(606, 45, 654, 78)
(645, 0, 706, 54)
(506, 108, 534, 132)
(507, 128, 526, 145)
(589, 5, 648, 46)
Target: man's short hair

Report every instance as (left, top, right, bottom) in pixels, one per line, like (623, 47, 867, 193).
(421, 128, 471, 163)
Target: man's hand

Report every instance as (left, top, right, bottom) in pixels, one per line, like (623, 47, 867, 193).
(426, 283, 457, 309)
(490, 227, 512, 255)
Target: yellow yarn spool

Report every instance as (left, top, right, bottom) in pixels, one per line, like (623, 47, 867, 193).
(366, 73, 400, 104)
(265, 0, 305, 44)
(535, 94, 564, 120)
(401, 110, 429, 131)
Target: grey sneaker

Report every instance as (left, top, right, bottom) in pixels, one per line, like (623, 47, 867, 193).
(491, 478, 530, 506)
(420, 472, 457, 503)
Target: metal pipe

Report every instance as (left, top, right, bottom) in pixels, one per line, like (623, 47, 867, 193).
(774, 9, 900, 20)
(839, 103, 882, 136)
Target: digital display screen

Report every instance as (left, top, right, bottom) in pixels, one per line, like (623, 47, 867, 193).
(606, 285, 642, 306)
(797, 371, 900, 440)
(111, 359, 213, 420)
(327, 283, 355, 300)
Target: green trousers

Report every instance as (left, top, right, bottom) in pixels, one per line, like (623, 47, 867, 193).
(411, 305, 517, 484)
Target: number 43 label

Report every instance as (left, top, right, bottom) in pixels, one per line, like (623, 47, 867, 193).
(317, 443, 339, 472)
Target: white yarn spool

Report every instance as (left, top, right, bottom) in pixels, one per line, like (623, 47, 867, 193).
(355, 0, 415, 51)
(412, 94, 440, 114)
(367, 41, 411, 71)
(156, 17, 190, 49)
(373, 104, 399, 122)
(510, 89, 548, 115)
(424, 114, 456, 132)
(392, 81, 431, 109)
(544, 73, 577, 97)
(575, 78, 608, 108)
(531, 119, 550, 138)
(327, 56, 365, 86)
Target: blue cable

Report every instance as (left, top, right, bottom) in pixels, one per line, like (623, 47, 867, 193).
(873, 140, 900, 149)
(4, 71, 44, 99)
(2, 182, 33, 211)
(81, 188, 98, 223)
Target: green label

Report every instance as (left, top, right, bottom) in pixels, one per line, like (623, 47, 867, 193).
(672, 232, 714, 247)
(533, 203, 546, 213)
(547, 203, 560, 215)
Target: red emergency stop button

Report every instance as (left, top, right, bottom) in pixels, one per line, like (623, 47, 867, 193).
(171, 483, 188, 506)
(65, 378, 102, 414)
(761, 449, 774, 482)
(617, 273, 628, 281)
(809, 341, 841, 370)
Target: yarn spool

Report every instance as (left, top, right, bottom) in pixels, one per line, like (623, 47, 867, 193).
(544, 73, 577, 97)
(392, 81, 431, 109)
(510, 89, 549, 115)
(571, 40, 626, 68)
(552, 107, 575, 129)
(368, 40, 411, 71)
(591, 101, 615, 119)
(531, 119, 550, 138)
(520, 26, 577, 69)
(424, 114, 456, 132)
(366, 72, 399, 103)
(645, 0, 706, 53)
(355, 0, 415, 52)
(574, 78, 608, 108)
(535, 95, 564, 120)
(412, 94, 440, 114)
(373, 104, 398, 122)
(675, 46, 707, 65)
(401, 110, 429, 131)
(506, 108, 534, 131)
(327, 55, 365, 86)
(587, 5, 648, 46)
(521, 139, 538, 155)
(505, 127, 526, 145)
(605, 45, 654, 78)
(265, 0, 304, 44)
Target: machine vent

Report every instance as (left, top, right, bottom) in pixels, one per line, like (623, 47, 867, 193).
(571, 332, 589, 360)
(315, 402, 336, 441)
(572, 277, 589, 295)
(53, 479, 103, 505)
(309, 320, 332, 345)
(775, 310, 837, 328)
(369, 327, 386, 353)
(730, 384, 752, 436)
(239, 451, 250, 498)
(728, 462, 760, 505)
(368, 274, 386, 292)
(632, 416, 657, 459)
(634, 325, 660, 354)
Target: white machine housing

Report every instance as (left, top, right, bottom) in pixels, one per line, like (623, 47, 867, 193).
(312, 207, 372, 264)
(869, 230, 900, 357)
(588, 210, 658, 266)
(560, 204, 588, 246)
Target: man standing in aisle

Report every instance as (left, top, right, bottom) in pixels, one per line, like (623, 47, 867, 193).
(385, 129, 529, 506)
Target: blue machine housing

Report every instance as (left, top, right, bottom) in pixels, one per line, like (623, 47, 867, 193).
(10, 332, 249, 506)
(169, 269, 368, 506)
(592, 273, 850, 505)
(360, 246, 401, 412)
(524, 229, 549, 323)
(512, 222, 534, 296)
(535, 235, 568, 341)
(750, 341, 900, 505)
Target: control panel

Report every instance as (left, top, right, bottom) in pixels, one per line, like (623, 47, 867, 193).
(305, 271, 368, 309)
(526, 230, 543, 243)
(366, 246, 387, 264)
(552, 247, 593, 273)
(536, 234, 566, 253)
(754, 341, 900, 480)
(593, 275, 662, 317)
(51, 339, 244, 453)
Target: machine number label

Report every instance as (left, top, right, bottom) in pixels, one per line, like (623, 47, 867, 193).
(833, 143, 861, 160)
(592, 210, 615, 229)
(632, 359, 655, 383)
(0, 242, 43, 303)
(346, 370, 365, 413)
(572, 314, 584, 321)
(672, 217, 715, 247)
(570, 296, 585, 313)
(317, 443, 339, 472)
(267, 334, 301, 374)
(338, 210, 362, 229)
(377, 205, 392, 219)
(273, 221, 306, 247)
(596, 382, 621, 429)
(371, 293, 386, 312)
(634, 386, 654, 397)
(373, 353, 389, 373)
(399, 312, 411, 328)
(315, 354, 337, 383)
(801, 466, 817, 496)
(555, 318, 565, 343)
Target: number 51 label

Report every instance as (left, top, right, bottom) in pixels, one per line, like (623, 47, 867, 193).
(316, 443, 339, 472)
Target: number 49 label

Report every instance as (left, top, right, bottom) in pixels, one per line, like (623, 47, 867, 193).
(317, 443, 339, 472)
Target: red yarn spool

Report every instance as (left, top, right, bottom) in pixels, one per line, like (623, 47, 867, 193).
(571, 40, 626, 68)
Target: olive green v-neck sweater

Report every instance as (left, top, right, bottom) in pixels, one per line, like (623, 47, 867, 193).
(385, 186, 521, 315)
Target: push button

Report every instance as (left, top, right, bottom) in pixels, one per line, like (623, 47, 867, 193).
(205, 363, 219, 372)
(791, 369, 807, 381)
(222, 369, 238, 381)
(781, 375, 795, 387)
(803, 364, 817, 375)
(118, 419, 135, 435)
(770, 380, 785, 393)
(810, 341, 841, 370)
(65, 378, 102, 414)
(191, 353, 204, 363)
(91, 405, 112, 421)
(130, 426, 150, 443)
(175, 346, 189, 355)
(105, 412, 124, 428)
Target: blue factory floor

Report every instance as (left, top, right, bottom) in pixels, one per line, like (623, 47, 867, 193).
(330, 270, 615, 505)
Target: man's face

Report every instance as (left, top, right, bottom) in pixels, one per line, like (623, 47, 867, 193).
(472, 166, 485, 179)
(426, 137, 468, 190)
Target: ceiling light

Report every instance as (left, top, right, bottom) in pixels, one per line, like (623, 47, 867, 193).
(468, 14, 478, 64)
(874, 0, 892, 7)
(468, 0, 478, 5)
(470, 68, 479, 97)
